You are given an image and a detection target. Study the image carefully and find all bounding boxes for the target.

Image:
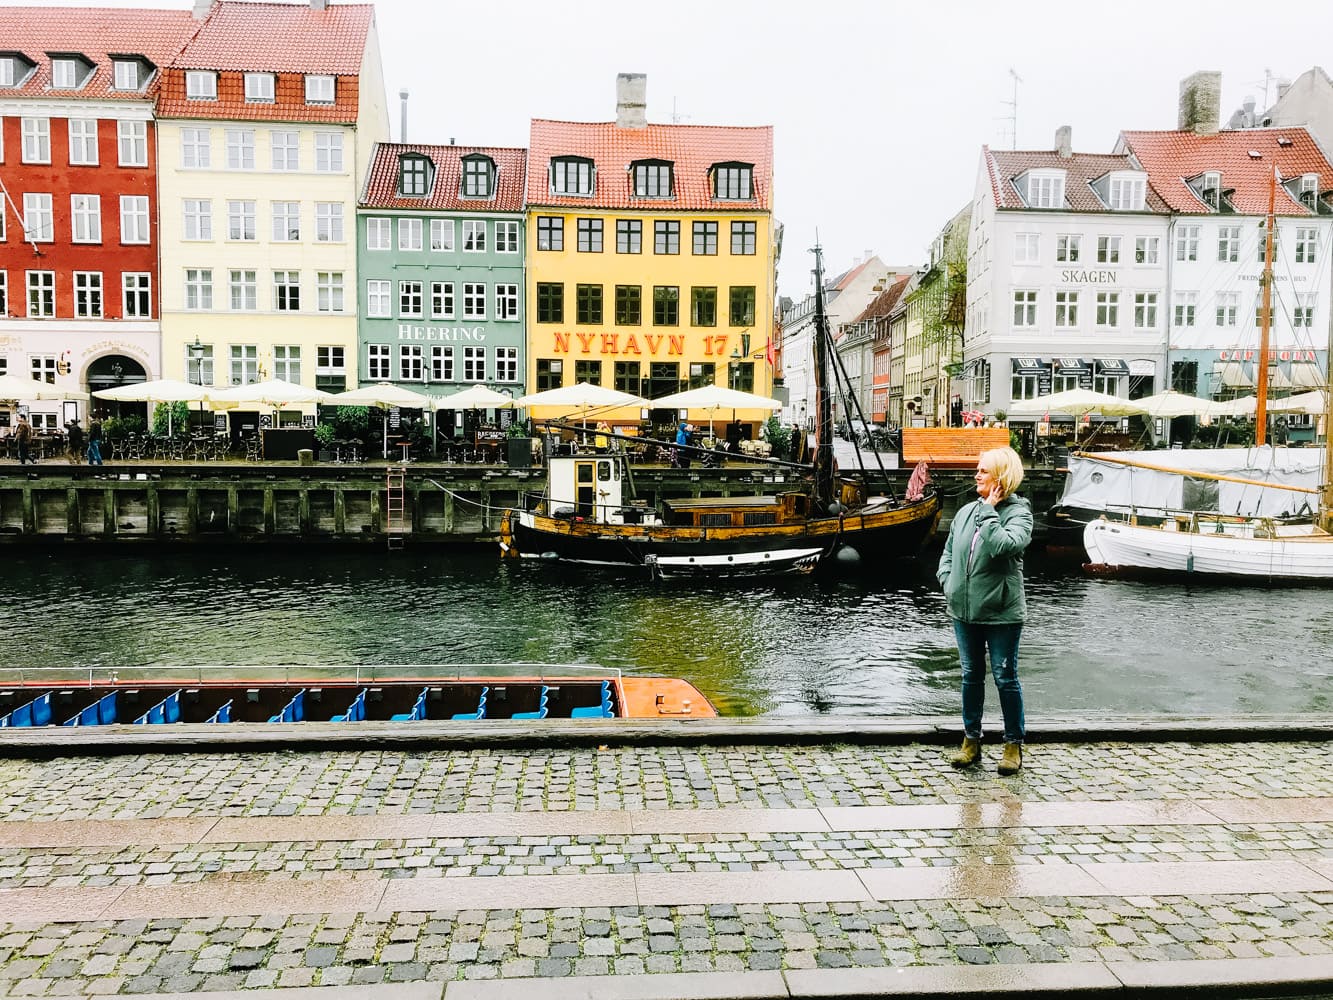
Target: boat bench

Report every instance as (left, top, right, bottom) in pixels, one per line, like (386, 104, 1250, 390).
(901, 428, 1010, 468)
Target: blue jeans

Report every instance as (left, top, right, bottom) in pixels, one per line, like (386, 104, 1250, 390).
(953, 619, 1025, 743)
(87, 441, 102, 465)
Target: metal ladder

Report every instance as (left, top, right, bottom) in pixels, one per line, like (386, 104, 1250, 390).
(385, 465, 406, 550)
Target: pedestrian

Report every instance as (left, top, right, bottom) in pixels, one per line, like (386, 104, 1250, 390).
(936, 446, 1032, 775)
(87, 418, 104, 466)
(674, 422, 691, 469)
(65, 418, 84, 463)
(14, 415, 33, 465)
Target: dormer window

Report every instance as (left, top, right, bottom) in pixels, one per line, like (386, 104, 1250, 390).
(244, 72, 274, 103)
(112, 59, 142, 90)
(713, 162, 753, 200)
(1198, 171, 1220, 210)
(1022, 170, 1064, 209)
(305, 74, 335, 104)
(51, 58, 78, 89)
(398, 154, 432, 197)
(550, 156, 594, 196)
(1300, 173, 1319, 210)
(461, 154, 495, 198)
(1108, 172, 1146, 211)
(186, 70, 217, 100)
(0, 53, 36, 88)
(632, 159, 673, 198)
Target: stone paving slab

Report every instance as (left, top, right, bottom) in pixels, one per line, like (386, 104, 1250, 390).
(443, 970, 787, 999)
(1106, 953, 1333, 989)
(783, 961, 1122, 996)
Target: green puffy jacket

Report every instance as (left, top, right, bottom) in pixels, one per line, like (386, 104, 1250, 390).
(936, 494, 1033, 624)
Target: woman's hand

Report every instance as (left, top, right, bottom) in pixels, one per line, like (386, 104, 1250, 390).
(984, 483, 1005, 507)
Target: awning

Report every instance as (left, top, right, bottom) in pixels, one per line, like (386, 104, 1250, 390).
(1289, 361, 1324, 388)
(1212, 361, 1254, 389)
(1095, 358, 1131, 376)
(1011, 357, 1046, 375)
(1054, 357, 1091, 374)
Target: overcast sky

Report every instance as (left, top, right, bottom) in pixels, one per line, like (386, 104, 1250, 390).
(21, 0, 1333, 297)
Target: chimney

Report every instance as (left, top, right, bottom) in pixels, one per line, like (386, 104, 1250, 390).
(399, 89, 409, 142)
(615, 72, 647, 129)
(1054, 125, 1072, 158)
(1178, 71, 1222, 134)
(191, 0, 210, 19)
(310, 0, 328, 9)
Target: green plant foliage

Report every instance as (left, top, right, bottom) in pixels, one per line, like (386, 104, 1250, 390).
(331, 405, 371, 439)
(763, 415, 792, 458)
(151, 401, 190, 437)
(506, 417, 532, 438)
(313, 422, 336, 447)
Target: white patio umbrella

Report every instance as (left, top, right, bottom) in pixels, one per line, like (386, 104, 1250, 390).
(515, 382, 648, 432)
(94, 378, 215, 436)
(331, 383, 434, 458)
(1132, 390, 1234, 418)
(0, 373, 90, 403)
(650, 385, 782, 441)
(1268, 390, 1328, 416)
(434, 384, 516, 453)
(212, 378, 333, 409)
(1007, 388, 1147, 418)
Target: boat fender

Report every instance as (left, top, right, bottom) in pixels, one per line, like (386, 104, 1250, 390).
(834, 545, 862, 567)
(540, 551, 560, 561)
(827, 501, 845, 516)
(553, 506, 576, 520)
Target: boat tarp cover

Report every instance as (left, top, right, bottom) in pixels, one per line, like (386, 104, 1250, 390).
(1061, 447, 1323, 518)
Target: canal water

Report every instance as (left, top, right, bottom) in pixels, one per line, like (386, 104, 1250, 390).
(3, 547, 1329, 718)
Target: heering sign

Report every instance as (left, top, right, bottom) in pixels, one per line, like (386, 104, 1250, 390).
(397, 324, 487, 342)
(1058, 269, 1118, 283)
(1219, 349, 1317, 362)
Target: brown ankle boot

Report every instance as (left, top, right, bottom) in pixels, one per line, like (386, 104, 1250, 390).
(998, 742, 1023, 775)
(949, 737, 981, 768)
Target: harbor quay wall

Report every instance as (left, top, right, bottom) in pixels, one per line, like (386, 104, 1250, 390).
(0, 464, 1064, 545)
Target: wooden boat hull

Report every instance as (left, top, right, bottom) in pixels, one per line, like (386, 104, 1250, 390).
(1083, 517, 1333, 582)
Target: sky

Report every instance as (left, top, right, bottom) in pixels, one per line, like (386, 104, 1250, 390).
(19, 0, 1333, 298)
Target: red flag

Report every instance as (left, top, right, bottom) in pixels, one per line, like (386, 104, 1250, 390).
(763, 337, 775, 366)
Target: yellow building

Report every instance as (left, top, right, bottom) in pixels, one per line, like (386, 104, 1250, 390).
(524, 74, 776, 436)
(155, 1, 387, 417)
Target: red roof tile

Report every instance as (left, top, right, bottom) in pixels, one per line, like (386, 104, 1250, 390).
(526, 119, 772, 211)
(174, 2, 373, 74)
(848, 275, 909, 325)
(984, 148, 1171, 213)
(0, 7, 197, 102)
(1119, 127, 1333, 215)
(361, 143, 527, 213)
(155, 68, 360, 123)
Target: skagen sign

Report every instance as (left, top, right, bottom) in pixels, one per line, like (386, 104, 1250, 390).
(1058, 269, 1118, 283)
(397, 324, 488, 342)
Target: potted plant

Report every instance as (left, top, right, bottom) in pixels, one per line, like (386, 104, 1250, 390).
(506, 416, 533, 468)
(314, 422, 336, 462)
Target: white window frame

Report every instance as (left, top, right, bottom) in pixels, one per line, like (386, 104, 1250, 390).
(1217, 225, 1240, 263)
(272, 345, 301, 383)
(1175, 225, 1200, 262)
(463, 345, 486, 382)
(1108, 173, 1145, 211)
(314, 132, 343, 172)
(186, 71, 218, 100)
(68, 118, 98, 165)
(315, 203, 344, 243)
(1053, 290, 1078, 329)
(1027, 171, 1064, 208)
(366, 218, 391, 250)
(70, 194, 101, 243)
(430, 219, 454, 252)
(398, 217, 423, 252)
(27, 270, 55, 318)
(185, 268, 213, 310)
(1134, 292, 1159, 329)
(122, 272, 151, 319)
(430, 345, 454, 381)
(73, 271, 102, 318)
(399, 280, 423, 318)
(22, 117, 50, 164)
(305, 74, 335, 104)
(230, 344, 259, 385)
(51, 58, 78, 89)
(1012, 289, 1037, 328)
(1096, 235, 1121, 264)
(181, 127, 211, 168)
(1293, 294, 1316, 328)
(244, 72, 275, 103)
(117, 120, 147, 167)
(495, 220, 519, 253)
(462, 219, 486, 253)
(273, 270, 301, 312)
(1095, 291, 1120, 328)
(399, 344, 424, 382)
(270, 130, 299, 171)
(1296, 227, 1319, 264)
(272, 201, 300, 242)
(495, 346, 518, 382)
(1173, 291, 1198, 327)
(430, 281, 454, 319)
(463, 282, 486, 320)
(495, 283, 519, 320)
(226, 199, 257, 241)
(229, 269, 258, 311)
(367, 343, 390, 381)
(1215, 291, 1239, 327)
(1055, 234, 1080, 263)
(316, 271, 344, 313)
(113, 60, 139, 91)
(24, 193, 54, 242)
(1013, 233, 1039, 264)
(366, 279, 391, 317)
(225, 129, 255, 170)
(1134, 236, 1159, 265)
(183, 199, 212, 241)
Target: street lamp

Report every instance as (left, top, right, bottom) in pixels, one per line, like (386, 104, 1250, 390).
(187, 335, 205, 384)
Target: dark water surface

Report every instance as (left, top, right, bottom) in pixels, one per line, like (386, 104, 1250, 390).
(2, 547, 1329, 718)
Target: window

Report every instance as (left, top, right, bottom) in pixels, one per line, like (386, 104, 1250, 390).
(495, 221, 519, 253)
(122, 272, 151, 318)
(575, 360, 601, 385)
(1215, 291, 1238, 327)
(315, 132, 343, 172)
(653, 285, 679, 326)
(183, 199, 212, 240)
(117, 120, 146, 166)
(1294, 295, 1316, 328)
(113, 60, 139, 91)
(1011, 372, 1039, 401)
(576, 284, 602, 324)
(51, 58, 78, 89)
(181, 128, 210, 168)
(461, 156, 492, 197)
(495, 346, 517, 382)
(714, 164, 752, 200)
(462, 220, 486, 252)
(729, 286, 755, 326)
(272, 201, 300, 241)
(1013, 233, 1039, 264)
(1296, 228, 1318, 264)
(23, 193, 53, 242)
(430, 219, 454, 251)
(632, 161, 672, 198)
(463, 282, 486, 320)
(316, 272, 344, 312)
(227, 200, 256, 241)
(537, 283, 563, 323)
(186, 71, 217, 100)
(1217, 225, 1240, 262)
(693, 221, 718, 255)
(366, 279, 390, 317)
(225, 129, 254, 169)
(0, 274, 6, 316)
(495, 283, 519, 320)
(68, 119, 98, 165)
(1097, 235, 1121, 263)
(1056, 235, 1080, 262)
(1134, 292, 1158, 329)
(272, 345, 300, 382)
(617, 219, 641, 254)
(26, 271, 55, 317)
(305, 75, 335, 104)
(1108, 175, 1145, 210)
(430, 281, 454, 319)
(688, 362, 716, 389)
(0, 56, 16, 87)
(32, 356, 58, 385)
(398, 218, 423, 251)
(537, 216, 563, 251)
(22, 118, 50, 163)
(430, 346, 453, 382)
(550, 157, 593, 196)
(577, 218, 603, 252)
(1257, 223, 1279, 263)
(398, 280, 423, 318)
(1096, 291, 1120, 327)
(399, 155, 429, 196)
(119, 196, 149, 243)
(186, 343, 213, 386)
(536, 358, 563, 390)
(615, 285, 641, 325)
(1173, 291, 1197, 327)
(1053, 290, 1079, 328)
(274, 271, 300, 312)
(691, 286, 717, 327)
(270, 130, 299, 171)
(366, 217, 390, 250)
(71, 194, 101, 243)
(1028, 172, 1064, 208)
(1012, 290, 1037, 327)
(1135, 236, 1159, 264)
(73, 272, 102, 318)
(732, 221, 756, 255)
(399, 344, 424, 381)
(728, 361, 755, 392)
(185, 268, 212, 310)
(615, 361, 641, 394)
(244, 72, 274, 102)
(1176, 225, 1199, 261)
(654, 220, 679, 254)
(463, 346, 485, 382)
(315, 203, 343, 242)
(367, 344, 390, 381)
(228, 270, 257, 311)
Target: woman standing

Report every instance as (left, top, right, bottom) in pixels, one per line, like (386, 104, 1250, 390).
(936, 446, 1032, 775)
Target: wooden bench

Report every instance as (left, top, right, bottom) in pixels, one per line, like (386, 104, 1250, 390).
(901, 427, 1011, 468)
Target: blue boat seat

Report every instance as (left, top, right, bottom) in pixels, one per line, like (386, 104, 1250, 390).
(391, 687, 429, 722)
(452, 686, 488, 721)
(133, 690, 182, 726)
(268, 689, 306, 723)
(332, 688, 367, 723)
(6, 692, 54, 728)
(571, 680, 615, 719)
(512, 685, 549, 721)
(206, 700, 233, 724)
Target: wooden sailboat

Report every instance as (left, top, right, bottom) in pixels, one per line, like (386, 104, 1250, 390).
(1083, 169, 1333, 581)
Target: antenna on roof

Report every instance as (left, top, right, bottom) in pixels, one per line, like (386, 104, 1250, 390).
(998, 68, 1022, 150)
(670, 97, 691, 124)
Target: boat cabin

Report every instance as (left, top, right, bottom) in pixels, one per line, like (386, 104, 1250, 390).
(543, 454, 654, 524)
(660, 494, 810, 528)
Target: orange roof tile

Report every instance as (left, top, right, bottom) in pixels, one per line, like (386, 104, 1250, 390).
(173, 2, 373, 74)
(1119, 127, 1333, 215)
(849, 275, 909, 325)
(983, 148, 1171, 213)
(361, 143, 527, 213)
(155, 68, 360, 123)
(0, 7, 197, 102)
(526, 119, 772, 211)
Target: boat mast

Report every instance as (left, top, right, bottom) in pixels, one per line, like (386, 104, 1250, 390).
(1256, 167, 1278, 445)
(811, 245, 835, 511)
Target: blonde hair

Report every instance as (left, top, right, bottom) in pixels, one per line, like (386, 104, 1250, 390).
(979, 446, 1024, 496)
